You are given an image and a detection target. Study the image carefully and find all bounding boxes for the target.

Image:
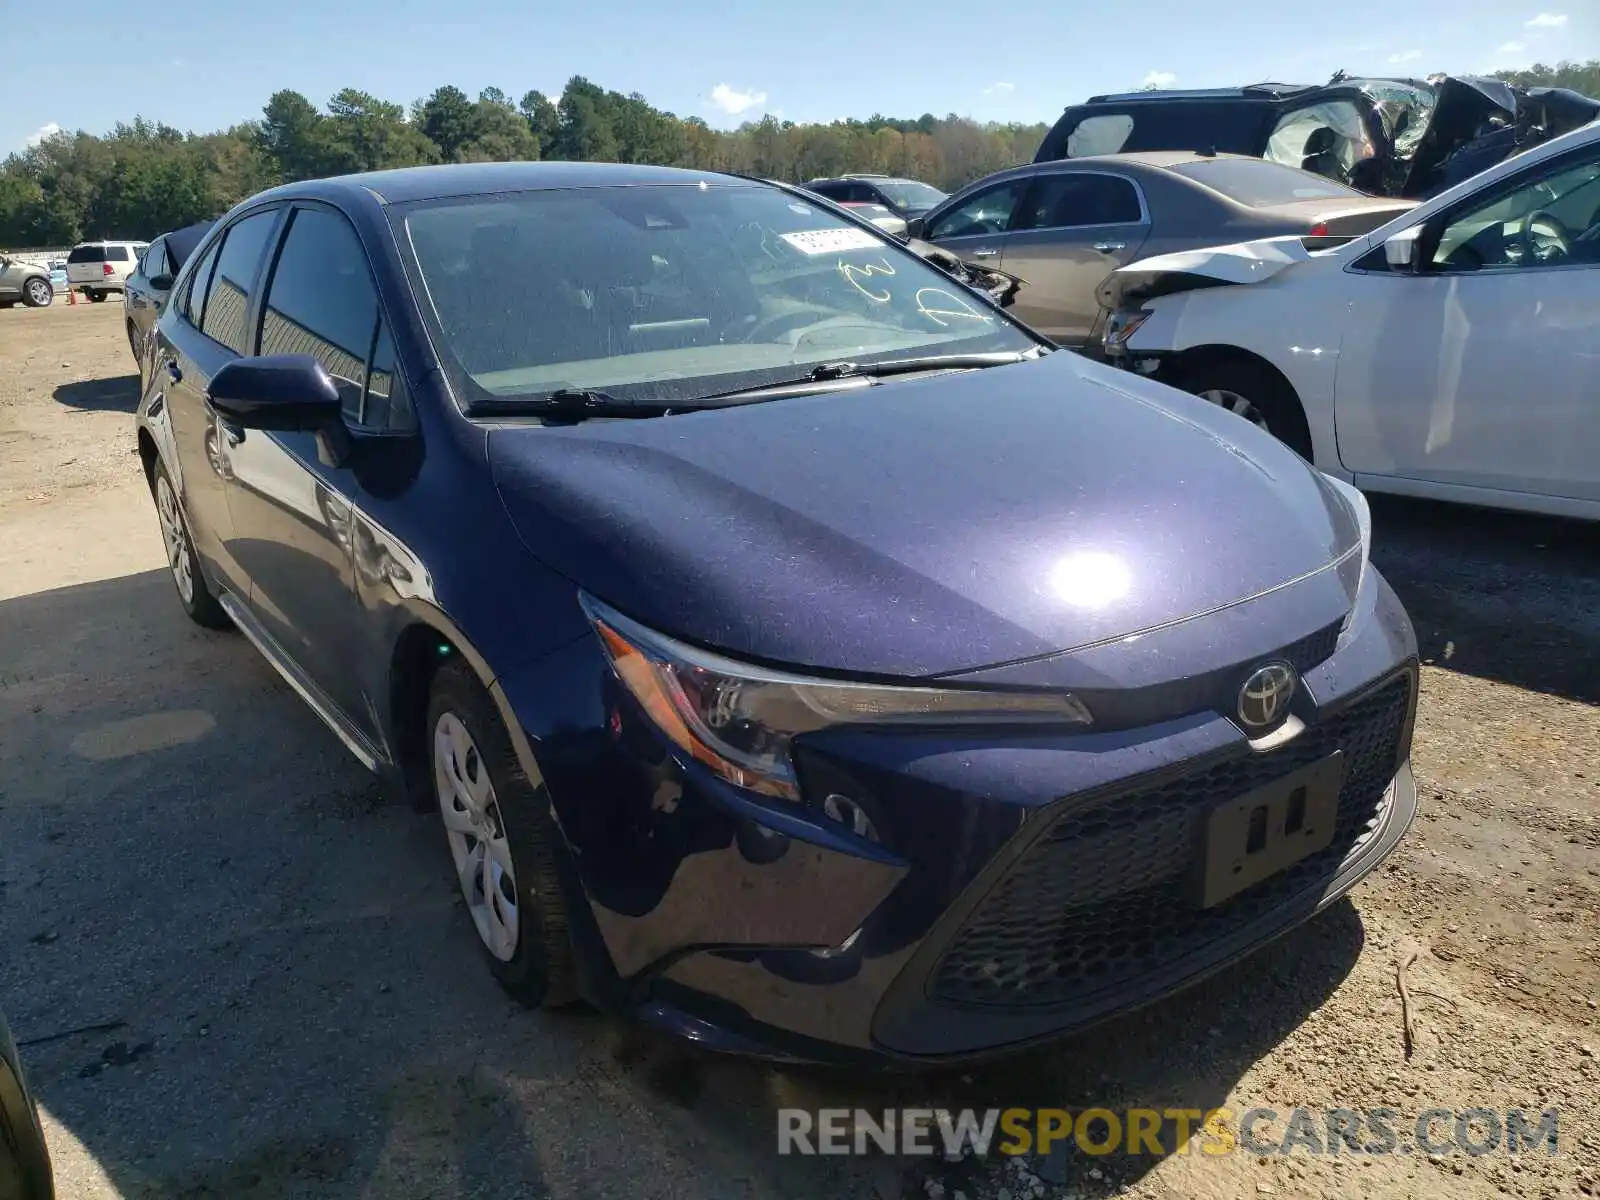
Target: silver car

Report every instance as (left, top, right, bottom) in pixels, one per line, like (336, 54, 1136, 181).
(908, 151, 1416, 348)
(0, 254, 55, 308)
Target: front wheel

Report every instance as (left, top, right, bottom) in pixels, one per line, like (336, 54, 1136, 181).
(427, 660, 579, 1009)
(23, 277, 53, 307)
(1180, 358, 1313, 460)
(150, 463, 231, 629)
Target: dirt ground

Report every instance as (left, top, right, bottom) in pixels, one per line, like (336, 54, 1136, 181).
(1, 301, 1596, 1200)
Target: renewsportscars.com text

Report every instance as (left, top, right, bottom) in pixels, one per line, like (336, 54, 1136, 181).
(777, 1106, 1560, 1158)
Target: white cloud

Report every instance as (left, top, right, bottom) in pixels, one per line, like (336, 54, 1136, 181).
(982, 81, 1016, 95)
(1497, 40, 1527, 53)
(21, 121, 61, 149)
(708, 84, 768, 116)
(1525, 11, 1567, 26)
(1386, 49, 1423, 63)
(1141, 70, 1177, 88)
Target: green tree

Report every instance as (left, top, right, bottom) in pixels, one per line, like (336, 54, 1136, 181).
(418, 85, 477, 161)
(258, 89, 330, 181)
(323, 88, 437, 173)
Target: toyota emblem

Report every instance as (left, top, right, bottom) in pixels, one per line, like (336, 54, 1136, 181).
(1237, 662, 1298, 730)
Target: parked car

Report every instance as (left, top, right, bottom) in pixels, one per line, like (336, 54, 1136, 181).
(1036, 75, 1600, 200)
(48, 260, 67, 293)
(908, 151, 1414, 348)
(125, 221, 214, 370)
(64, 240, 147, 302)
(0, 253, 56, 308)
(804, 173, 949, 219)
(0, 1010, 57, 1200)
(137, 161, 1417, 1064)
(1101, 118, 1600, 521)
(839, 201, 907, 236)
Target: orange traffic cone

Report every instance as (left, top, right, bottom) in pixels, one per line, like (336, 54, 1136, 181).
(68, 287, 76, 306)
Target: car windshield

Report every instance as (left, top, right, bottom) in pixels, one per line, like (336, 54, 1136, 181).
(1168, 158, 1366, 206)
(873, 180, 947, 208)
(403, 182, 1032, 406)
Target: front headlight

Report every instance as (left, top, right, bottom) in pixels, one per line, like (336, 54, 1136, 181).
(1324, 475, 1372, 636)
(582, 595, 1091, 801)
(1103, 308, 1153, 354)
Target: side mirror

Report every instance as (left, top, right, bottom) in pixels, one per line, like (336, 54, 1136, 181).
(149, 273, 174, 291)
(905, 215, 927, 239)
(207, 354, 342, 431)
(1383, 225, 1426, 272)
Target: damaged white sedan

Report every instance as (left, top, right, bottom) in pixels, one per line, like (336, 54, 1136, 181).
(1100, 118, 1600, 521)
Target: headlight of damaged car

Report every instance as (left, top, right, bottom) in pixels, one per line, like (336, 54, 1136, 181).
(1324, 475, 1373, 637)
(582, 595, 1091, 800)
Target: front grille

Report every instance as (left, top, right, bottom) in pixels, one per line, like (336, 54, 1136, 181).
(928, 672, 1412, 1010)
(1075, 619, 1343, 730)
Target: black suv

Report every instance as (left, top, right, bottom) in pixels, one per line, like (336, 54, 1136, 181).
(1035, 75, 1599, 199)
(803, 173, 949, 218)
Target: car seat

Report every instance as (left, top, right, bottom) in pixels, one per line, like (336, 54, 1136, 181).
(1300, 128, 1345, 181)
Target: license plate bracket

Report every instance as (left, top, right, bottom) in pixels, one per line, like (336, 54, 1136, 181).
(1201, 752, 1346, 908)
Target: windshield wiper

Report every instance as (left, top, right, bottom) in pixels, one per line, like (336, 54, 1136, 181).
(806, 349, 1044, 381)
(472, 388, 682, 422)
(698, 349, 1045, 403)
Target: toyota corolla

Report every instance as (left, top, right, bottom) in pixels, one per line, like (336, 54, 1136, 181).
(135, 162, 1418, 1064)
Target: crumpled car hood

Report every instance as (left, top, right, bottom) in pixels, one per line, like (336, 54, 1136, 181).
(489, 352, 1360, 679)
(1097, 235, 1323, 312)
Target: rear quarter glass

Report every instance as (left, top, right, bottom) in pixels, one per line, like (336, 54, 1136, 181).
(106, 246, 130, 261)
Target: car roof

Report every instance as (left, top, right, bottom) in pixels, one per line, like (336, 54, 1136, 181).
(250, 161, 753, 207)
(1074, 149, 1261, 169)
(1081, 83, 1319, 105)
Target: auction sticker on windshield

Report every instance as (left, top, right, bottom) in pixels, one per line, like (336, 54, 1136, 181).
(781, 228, 881, 255)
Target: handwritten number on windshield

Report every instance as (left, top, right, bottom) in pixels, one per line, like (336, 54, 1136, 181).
(915, 287, 996, 327)
(836, 257, 997, 327)
(838, 257, 896, 302)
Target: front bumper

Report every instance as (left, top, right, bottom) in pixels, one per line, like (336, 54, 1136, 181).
(515, 569, 1418, 1065)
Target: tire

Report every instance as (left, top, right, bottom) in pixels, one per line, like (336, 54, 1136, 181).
(88, 289, 107, 303)
(149, 462, 231, 629)
(1179, 357, 1314, 460)
(22, 277, 53, 308)
(427, 659, 579, 1009)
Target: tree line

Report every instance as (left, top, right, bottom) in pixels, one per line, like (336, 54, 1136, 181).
(0, 76, 1045, 247)
(4, 61, 1596, 248)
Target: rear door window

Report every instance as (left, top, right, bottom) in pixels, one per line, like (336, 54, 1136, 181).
(1015, 173, 1144, 229)
(199, 210, 281, 354)
(181, 240, 221, 326)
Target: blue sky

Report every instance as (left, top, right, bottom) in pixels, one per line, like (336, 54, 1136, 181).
(6, 0, 1596, 153)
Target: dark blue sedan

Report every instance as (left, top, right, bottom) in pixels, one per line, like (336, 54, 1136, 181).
(135, 162, 1418, 1064)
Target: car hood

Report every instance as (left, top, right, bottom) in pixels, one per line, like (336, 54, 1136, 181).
(1097, 234, 1334, 311)
(490, 353, 1360, 678)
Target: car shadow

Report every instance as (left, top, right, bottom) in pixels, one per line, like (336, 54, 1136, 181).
(0, 568, 883, 1199)
(52, 374, 140, 413)
(1369, 494, 1599, 704)
(583, 900, 1364, 1197)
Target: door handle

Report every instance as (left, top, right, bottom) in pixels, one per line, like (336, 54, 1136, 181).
(166, 359, 182, 384)
(972, 247, 999, 258)
(1093, 241, 1127, 253)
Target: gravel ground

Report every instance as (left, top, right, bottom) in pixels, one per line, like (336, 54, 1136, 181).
(1, 302, 1596, 1200)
